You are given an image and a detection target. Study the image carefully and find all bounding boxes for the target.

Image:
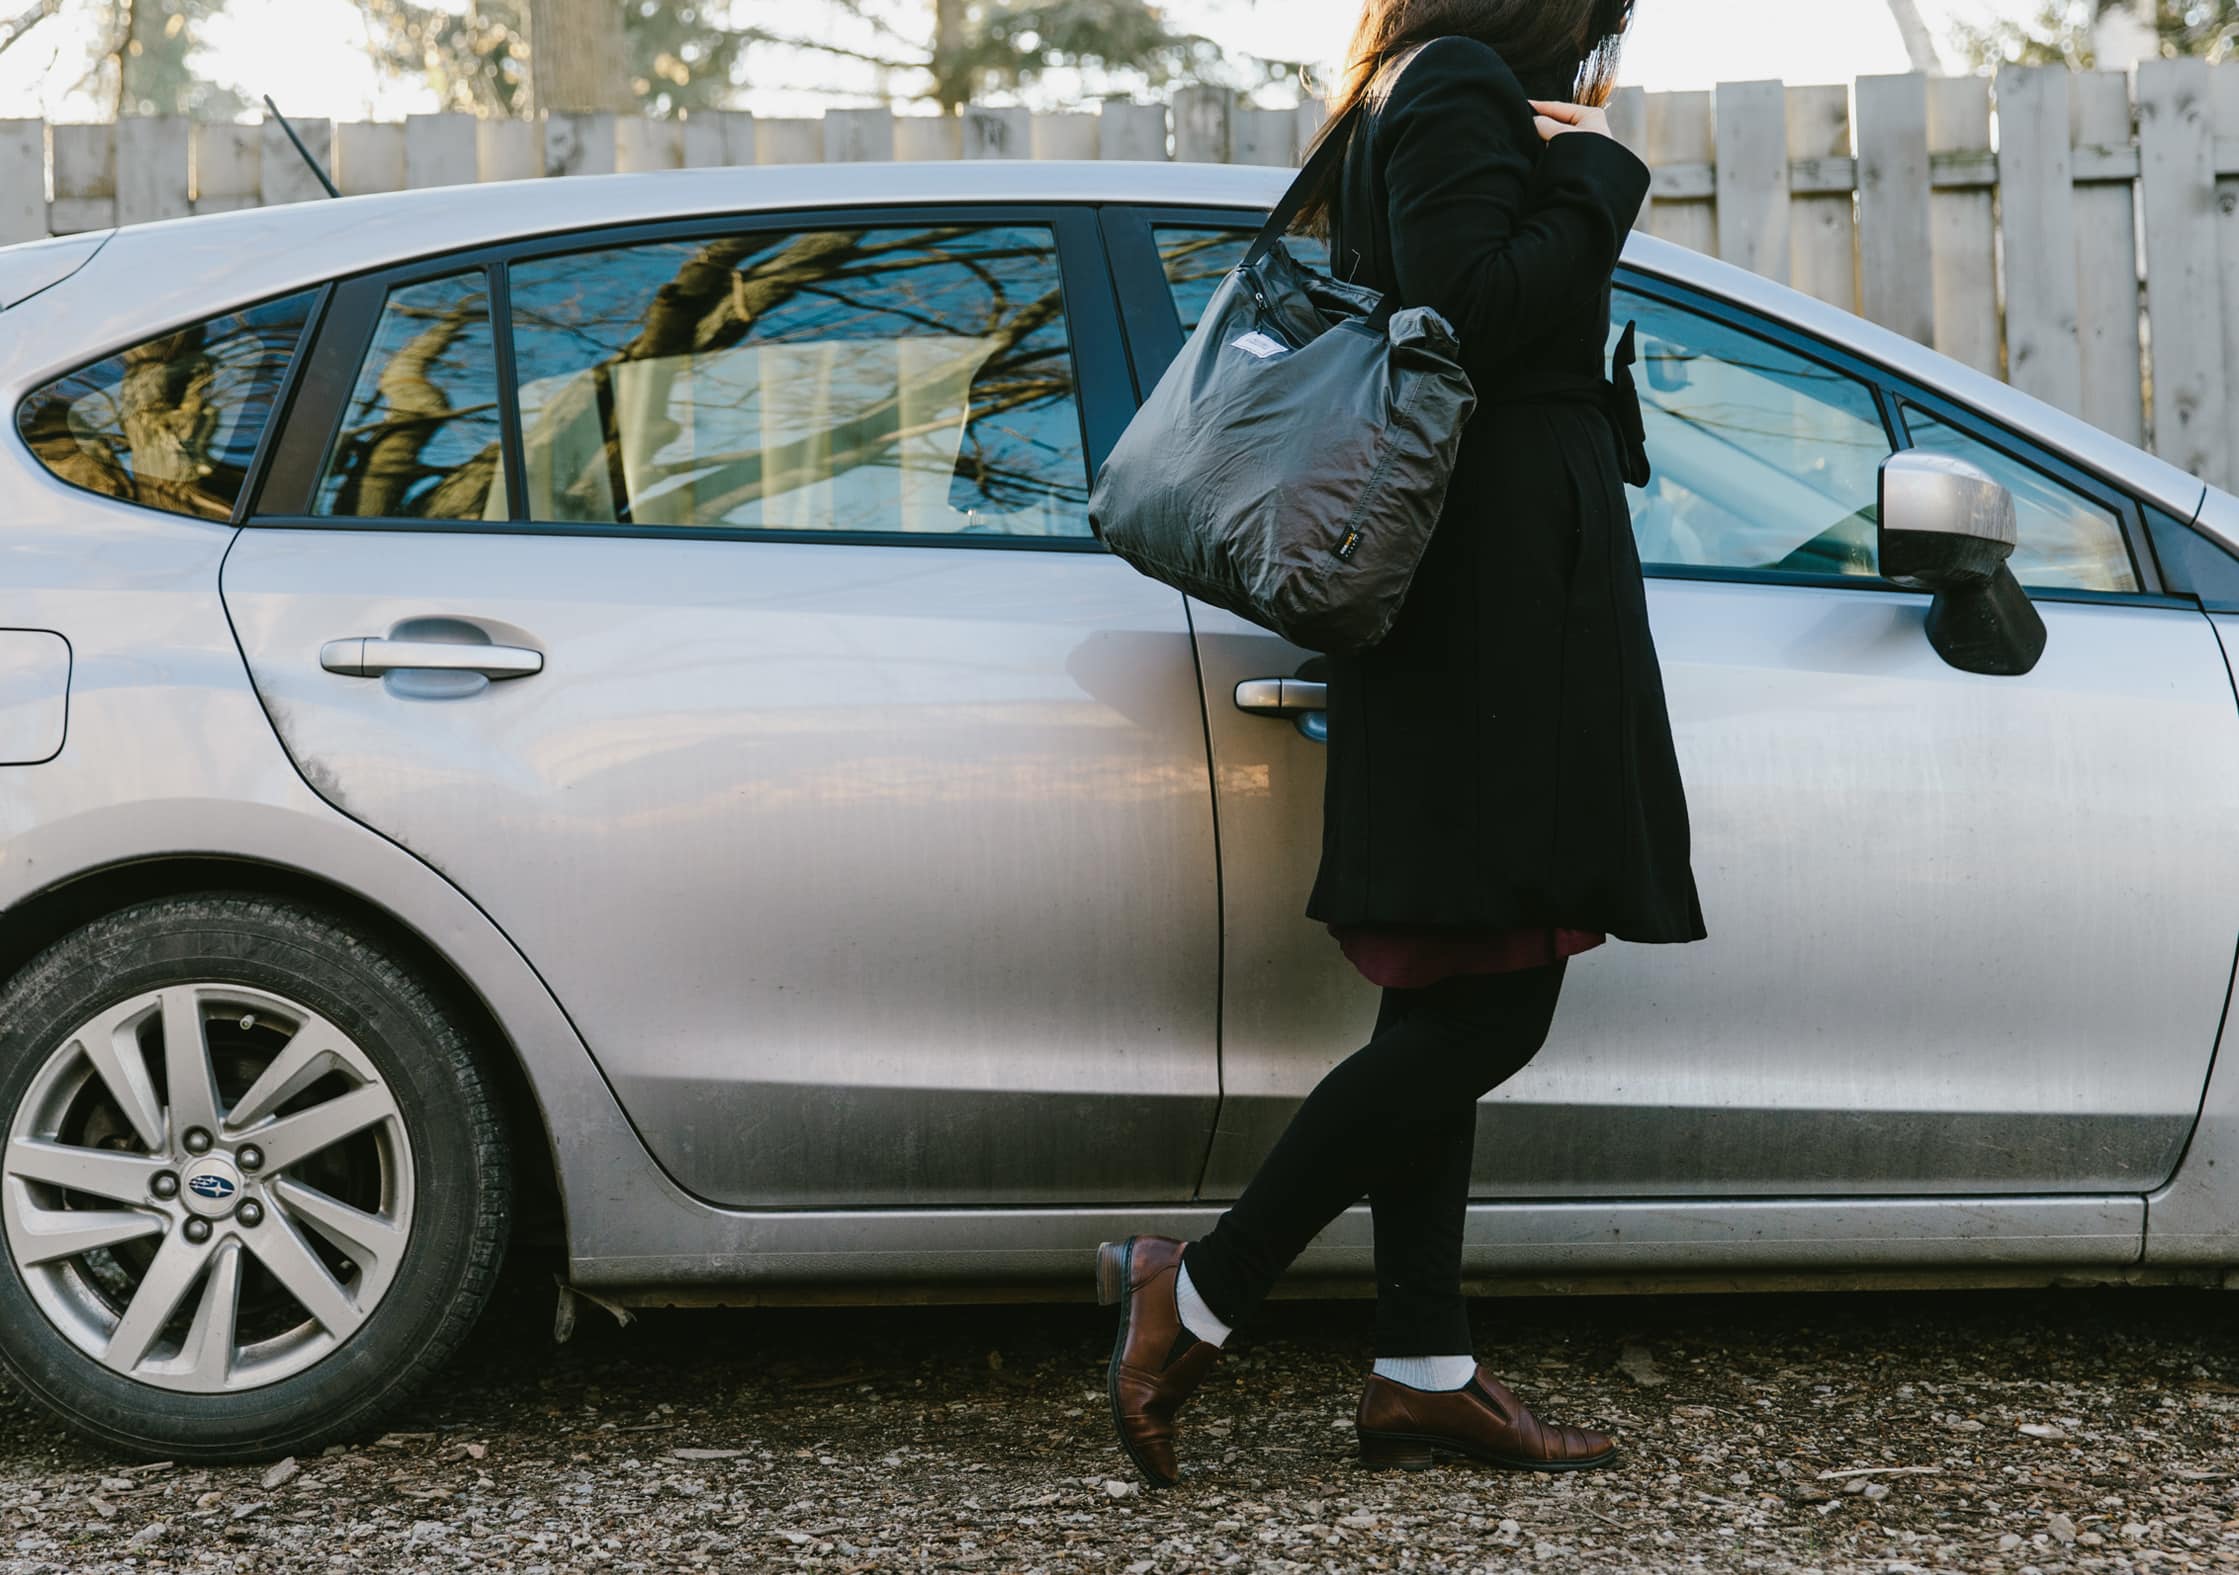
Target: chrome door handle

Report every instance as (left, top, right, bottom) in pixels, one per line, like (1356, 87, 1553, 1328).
(320, 638, 544, 679)
(1234, 678, 1328, 716)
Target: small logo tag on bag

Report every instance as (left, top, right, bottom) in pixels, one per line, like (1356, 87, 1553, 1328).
(1335, 529, 1361, 560)
(1230, 331, 1287, 359)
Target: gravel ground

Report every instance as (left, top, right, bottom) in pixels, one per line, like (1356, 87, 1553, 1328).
(4, 1268, 2239, 1573)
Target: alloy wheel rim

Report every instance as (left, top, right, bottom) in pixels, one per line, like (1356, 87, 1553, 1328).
(2, 984, 414, 1393)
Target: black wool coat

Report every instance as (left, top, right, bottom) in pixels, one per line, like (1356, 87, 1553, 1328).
(1305, 34, 1708, 945)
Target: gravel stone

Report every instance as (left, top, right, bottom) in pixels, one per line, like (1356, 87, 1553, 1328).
(2, 1271, 2237, 1571)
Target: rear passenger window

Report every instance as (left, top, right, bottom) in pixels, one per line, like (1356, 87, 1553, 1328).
(314, 272, 506, 521)
(505, 224, 1093, 537)
(15, 289, 317, 521)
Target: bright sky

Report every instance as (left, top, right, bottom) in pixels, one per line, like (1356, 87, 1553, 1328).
(0, 0, 2063, 122)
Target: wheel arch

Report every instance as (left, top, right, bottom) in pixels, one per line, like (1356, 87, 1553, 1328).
(0, 853, 564, 1262)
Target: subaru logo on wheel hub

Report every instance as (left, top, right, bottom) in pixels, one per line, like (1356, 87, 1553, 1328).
(178, 1155, 246, 1219)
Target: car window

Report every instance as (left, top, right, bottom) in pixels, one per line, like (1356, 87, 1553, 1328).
(1899, 403, 2137, 593)
(15, 289, 317, 521)
(1154, 227, 1332, 336)
(1611, 293, 1894, 578)
(313, 271, 507, 521)
(505, 224, 1094, 538)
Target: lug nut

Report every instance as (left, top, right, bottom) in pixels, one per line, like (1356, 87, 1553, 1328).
(236, 1199, 264, 1227)
(237, 1146, 263, 1173)
(183, 1218, 212, 1245)
(182, 1129, 213, 1155)
(151, 1172, 179, 1200)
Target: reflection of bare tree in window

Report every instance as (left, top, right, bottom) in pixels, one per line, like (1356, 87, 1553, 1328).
(321, 280, 502, 520)
(510, 225, 1083, 531)
(16, 296, 312, 521)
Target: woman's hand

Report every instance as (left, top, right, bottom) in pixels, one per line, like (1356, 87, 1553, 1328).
(1528, 99, 1614, 143)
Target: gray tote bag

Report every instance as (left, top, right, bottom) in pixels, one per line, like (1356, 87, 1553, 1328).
(1088, 106, 1476, 655)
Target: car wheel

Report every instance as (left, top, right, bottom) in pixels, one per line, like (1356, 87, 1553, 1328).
(0, 893, 510, 1461)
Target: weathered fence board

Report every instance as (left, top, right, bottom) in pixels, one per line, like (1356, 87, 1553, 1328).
(1855, 73, 1934, 347)
(1715, 80, 1789, 284)
(1925, 75, 2000, 378)
(21, 68, 2239, 487)
(2071, 70, 2146, 450)
(2137, 57, 2228, 488)
(115, 118, 189, 226)
(1996, 67, 2085, 418)
(1643, 90, 1715, 256)
(1785, 83, 1854, 310)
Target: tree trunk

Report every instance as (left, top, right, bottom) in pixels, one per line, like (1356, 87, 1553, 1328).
(525, 0, 631, 114)
(1885, 0, 1943, 73)
(932, 0, 969, 113)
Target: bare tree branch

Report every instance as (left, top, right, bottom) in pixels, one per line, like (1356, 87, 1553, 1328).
(0, 0, 65, 59)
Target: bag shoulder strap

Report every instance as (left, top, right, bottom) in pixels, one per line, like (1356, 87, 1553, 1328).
(1241, 101, 1366, 272)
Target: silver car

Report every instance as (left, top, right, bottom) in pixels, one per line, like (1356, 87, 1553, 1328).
(3, 159, 2237, 1463)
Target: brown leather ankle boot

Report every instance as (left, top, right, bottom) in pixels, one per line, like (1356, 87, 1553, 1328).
(1095, 1236, 1221, 1488)
(1356, 1363, 1617, 1472)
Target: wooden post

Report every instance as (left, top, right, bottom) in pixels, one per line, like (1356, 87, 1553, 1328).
(1030, 113, 1099, 160)
(1171, 86, 1232, 163)
(754, 118, 821, 164)
(1644, 91, 1715, 255)
(49, 124, 115, 234)
(2214, 63, 2239, 491)
(191, 123, 261, 214)
(2070, 70, 2145, 450)
(680, 110, 754, 168)
(1926, 76, 1999, 378)
(1100, 102, 1168, 161)
(545, 112, 618, 177)
(335, 121, 406, 194)
(2136, 57, 2227, 483)
(1230, 106, 1300, 167)
(259, 116, 332, 208)
(961, 107, 1029, 158)
(1854, 73, 1935, 346)
(406, 113, 479, 189)
(894, 115, 961, 160)
(1785, 84, 1855, 310)
(822, 108, 894, 162)
(1995, 67, 2085, 416)
(1714, 80, 1790, 279)
(478, 119, 542, 182)
(115, 118, 191, 225)
(0, 122, 42, 243)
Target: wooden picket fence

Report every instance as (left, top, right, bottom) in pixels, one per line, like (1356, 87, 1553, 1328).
(7, 61, 2239, 485)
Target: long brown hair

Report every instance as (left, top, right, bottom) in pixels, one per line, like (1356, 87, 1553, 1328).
(1295, 0, 1636, 231)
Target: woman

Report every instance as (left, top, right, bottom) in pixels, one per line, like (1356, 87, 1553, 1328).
(1097, 0, 1705, 1488)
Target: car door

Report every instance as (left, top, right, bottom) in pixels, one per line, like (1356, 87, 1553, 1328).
(222, 208, 1223, 1209)
(1109, 213, 2239, 1201)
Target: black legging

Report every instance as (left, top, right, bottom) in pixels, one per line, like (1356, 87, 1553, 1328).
(1181, 959, 1567, 1355)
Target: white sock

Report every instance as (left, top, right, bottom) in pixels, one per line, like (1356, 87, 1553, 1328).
(1173, 1261, 1232, 1347)
(1373, 1355, 1477, 1390)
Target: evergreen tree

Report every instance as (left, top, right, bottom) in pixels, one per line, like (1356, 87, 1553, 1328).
(362, 0, 750, 116)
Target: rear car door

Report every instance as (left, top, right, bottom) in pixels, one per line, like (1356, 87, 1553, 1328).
(1109, 214, 2239, 1201)
(223, 208, 1223, 1208)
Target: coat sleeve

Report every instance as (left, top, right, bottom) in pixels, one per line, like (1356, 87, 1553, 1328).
(1378, 37, 1651, 379)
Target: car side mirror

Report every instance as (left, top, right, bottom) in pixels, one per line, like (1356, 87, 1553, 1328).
(1877, 451, 2047, 677)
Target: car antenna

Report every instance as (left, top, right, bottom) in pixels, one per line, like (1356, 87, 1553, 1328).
(262, 95, 340, 199)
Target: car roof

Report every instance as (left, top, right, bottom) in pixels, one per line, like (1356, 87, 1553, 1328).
(4, 158, 2217, 526)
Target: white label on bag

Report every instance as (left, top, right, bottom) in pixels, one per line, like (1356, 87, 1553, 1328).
(1231, 331, 1288, 359)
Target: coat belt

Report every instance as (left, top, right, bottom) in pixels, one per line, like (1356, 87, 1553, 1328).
(1479, 320, 1653, 488)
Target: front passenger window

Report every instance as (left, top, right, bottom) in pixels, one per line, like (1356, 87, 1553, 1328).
(1612, 294, 1895, 577)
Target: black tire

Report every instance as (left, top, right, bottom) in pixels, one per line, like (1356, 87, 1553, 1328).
(0, 893, 511, 1462)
